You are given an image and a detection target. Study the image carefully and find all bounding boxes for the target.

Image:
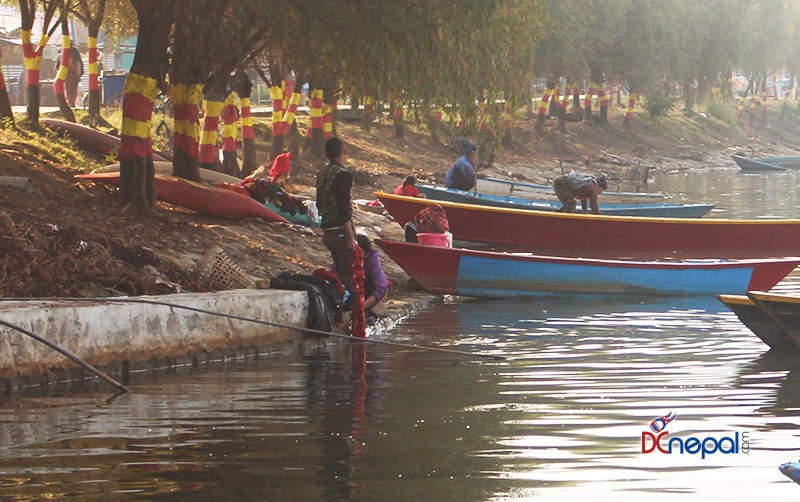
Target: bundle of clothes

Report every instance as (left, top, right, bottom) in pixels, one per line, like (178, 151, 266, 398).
(216, 152, 314, 219)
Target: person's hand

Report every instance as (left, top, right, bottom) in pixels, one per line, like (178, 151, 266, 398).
(346, 238, 357, 251)
(477, 172, 487, 179)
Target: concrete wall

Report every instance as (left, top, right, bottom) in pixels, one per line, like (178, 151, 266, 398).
(0, 289, 312, 391)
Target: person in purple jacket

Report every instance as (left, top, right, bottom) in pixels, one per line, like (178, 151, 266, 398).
(356, 234, 389, 322)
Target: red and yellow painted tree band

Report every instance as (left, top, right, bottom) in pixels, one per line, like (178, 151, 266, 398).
(199, 99, 223, 164)
(504, 105, 512, 129)
(536, 87, 552, 115)
(310, 89, 324, 129)
(172, 83, 203, 155)
(598, 86, 609, 107)
(54, 35, 70, 95)
(221, 92, 238, 152)
(436, 110, 443, 123)
(583, 83, 596, 108)
(392, 101, 403, 119)
(737, 96, 746, 115)
(119, 73, 158, 160)
(279, 91, 301, 136)
(269, 85, 284, 125)
(322, 103, 333, 139)
(21, 30, 46, 85)
(88, 36, 98, 91)
(241, 96, 254, 140)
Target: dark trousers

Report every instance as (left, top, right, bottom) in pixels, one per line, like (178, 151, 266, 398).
(322, 226, 354, 303)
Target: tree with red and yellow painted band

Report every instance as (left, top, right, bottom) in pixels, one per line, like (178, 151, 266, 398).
(241, 96, 254, 140)
(198, 99, 223, 166)
(119, 74, 159, 160)
(87, 37, 99, 92)
(171, 83, 203, 156)
(21, 30, 46, 88)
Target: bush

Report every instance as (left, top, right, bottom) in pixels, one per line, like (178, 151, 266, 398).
(642, 91, 679, 117)
(703, 97, 736, 125)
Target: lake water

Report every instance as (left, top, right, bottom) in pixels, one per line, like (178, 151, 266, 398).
(3, 168, 800, 500)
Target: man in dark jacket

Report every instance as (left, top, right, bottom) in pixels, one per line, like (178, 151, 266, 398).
(315, 137, 357, 304)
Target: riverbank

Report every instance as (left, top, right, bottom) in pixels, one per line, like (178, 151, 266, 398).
(2, 100, 800, 389)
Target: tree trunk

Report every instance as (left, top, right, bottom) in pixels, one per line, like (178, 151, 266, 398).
(54, 21, 75, 123)
(392, 99, 404, 139)
(170, 83, 202, 181)
(0, 48, 15, 126)
(119, 0, 175, 211)
(86, 29, 103, 126)
(535, 81, 554, 133)
(583, 82, 594, 122)
(199, 92, 224, 171)
(220, 91, 240, 177)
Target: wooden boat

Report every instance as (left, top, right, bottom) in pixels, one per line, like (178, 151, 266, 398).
(417, 184, 714, 218)
(375, 191, 800, 259)
(375, 239, 800, 299)
(717, 294, 796, 350)
(476, 176, 664, 201)
(731, 155, 800, 172)
(75, 172, 287, 223)
(746, 291, 800, 349)
(42, 118, 170, 162)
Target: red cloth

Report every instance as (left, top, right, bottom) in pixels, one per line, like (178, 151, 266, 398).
(215, 181, 251, 198)
(269, 151, 292, 183)
(350, 245, 366, 338)
(312, 268, 345, 296)
(393, 183, 421, 197)
(412, 204, 450, 233)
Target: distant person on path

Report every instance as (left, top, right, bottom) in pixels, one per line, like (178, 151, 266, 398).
(444, 145, 479, 191)
(552, 171, 608, 214)
(393, 175, 424, 198)
(56, 41, 83, 107)
(316, 137, 357, 307)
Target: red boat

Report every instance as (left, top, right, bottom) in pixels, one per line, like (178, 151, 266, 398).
(375, 191, 800, 259)
(76, 172, 287, 223)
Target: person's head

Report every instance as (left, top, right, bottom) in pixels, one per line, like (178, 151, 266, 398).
(466, 149, 477, 164)
(595, 175, 608, 190)
(325, 137, 345, 162)
(356, 233, 372, 254)
(403, 175, 416, 187)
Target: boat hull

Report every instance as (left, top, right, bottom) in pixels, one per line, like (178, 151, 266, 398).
(75, 172, 287, 223)
(746, 291, 800, 350)
(717, 294, 798, 350)
(375, 191, 800, 258)
(417, 184, 714, 218)
(376, 239, 800, 299)
(43, 119, 170, 162)
(732, 154, 800, 172)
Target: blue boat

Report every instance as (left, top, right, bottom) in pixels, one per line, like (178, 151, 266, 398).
(417, 184, 714, 218)
(731, 155, 800, 172)
(476, 176, 665, 200)
(376, 239, 800, 299)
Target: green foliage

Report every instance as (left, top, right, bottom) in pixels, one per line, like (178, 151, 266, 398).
(642, 91, 679, 117)
(703, 97, 736, 125)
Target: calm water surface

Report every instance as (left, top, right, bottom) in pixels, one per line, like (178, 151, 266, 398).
(3, 169, 800, 501)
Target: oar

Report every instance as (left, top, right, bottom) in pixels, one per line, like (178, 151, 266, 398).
(1, 297, 507, 361)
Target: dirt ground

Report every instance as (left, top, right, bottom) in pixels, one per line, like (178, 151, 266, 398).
(2, 103, 799, 318)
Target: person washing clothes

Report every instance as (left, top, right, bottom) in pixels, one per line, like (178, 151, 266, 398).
(393, 175, 424, 197)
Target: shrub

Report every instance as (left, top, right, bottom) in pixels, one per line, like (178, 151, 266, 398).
(642, 91, 679, 117)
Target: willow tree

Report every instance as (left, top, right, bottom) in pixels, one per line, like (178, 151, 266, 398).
(117, 0, 174, 211)
(72, 0, 109, 126)
(18, 0, 59, 125)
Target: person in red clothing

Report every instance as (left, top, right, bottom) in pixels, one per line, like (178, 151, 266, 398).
(393, 175, 425, 198)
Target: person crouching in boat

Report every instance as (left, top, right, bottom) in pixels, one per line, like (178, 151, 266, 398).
(393, 175, 425, 198)
(445, 146, 479, 191)
(552, 171, 608, 215)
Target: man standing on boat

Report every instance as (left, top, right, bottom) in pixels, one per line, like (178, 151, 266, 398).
(445, 145, 479, 191)
(552, 171, 608, 214)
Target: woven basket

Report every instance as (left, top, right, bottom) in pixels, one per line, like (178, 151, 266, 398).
(195, 245, 254, 290)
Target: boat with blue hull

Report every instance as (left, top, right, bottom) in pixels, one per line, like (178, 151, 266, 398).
(376, 239, 800, 299)
(417, 184, 714, 218)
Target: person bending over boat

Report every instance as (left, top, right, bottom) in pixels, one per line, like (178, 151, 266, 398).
(445, 146, 479, 191)
(552, 171, 608, 215)
(393, 175, 425, 198)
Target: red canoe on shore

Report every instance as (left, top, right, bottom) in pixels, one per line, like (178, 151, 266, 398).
(43, 119, 170, 162)
(75, 172, 287, 223)
(375, 191, 800, 259)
